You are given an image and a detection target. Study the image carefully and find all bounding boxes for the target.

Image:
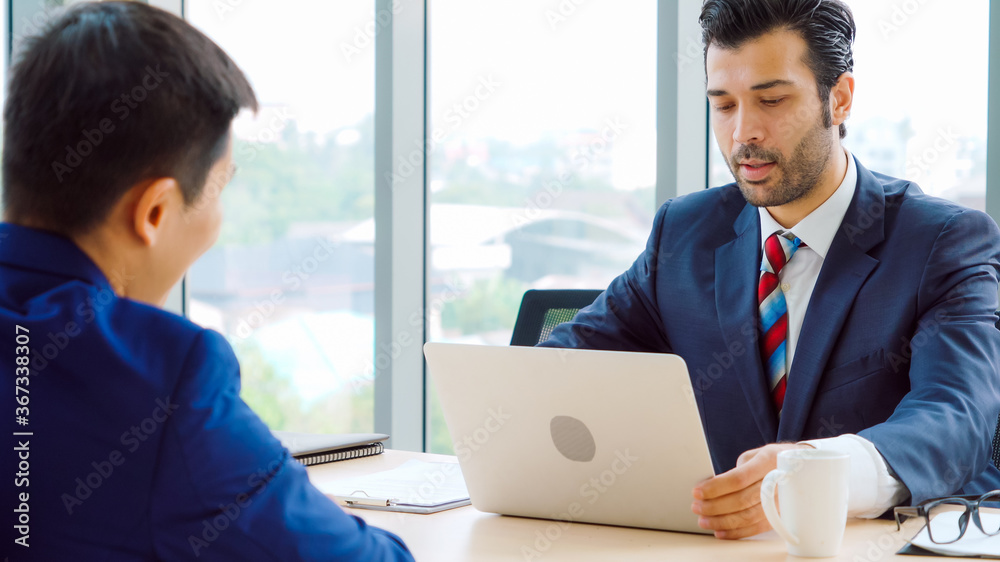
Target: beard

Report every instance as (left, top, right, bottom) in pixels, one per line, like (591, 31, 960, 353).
(727, 114, 834, 208)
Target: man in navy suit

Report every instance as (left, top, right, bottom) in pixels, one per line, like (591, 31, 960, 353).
(542, 0, 1000, 540)
(0, 3, 411, 560)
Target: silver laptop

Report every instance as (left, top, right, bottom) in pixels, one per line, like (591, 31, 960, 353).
(424, 342, 715, 534)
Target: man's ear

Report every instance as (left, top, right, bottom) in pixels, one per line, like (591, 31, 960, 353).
(830, 72, 854, 129)
(132, 178, 181, 246)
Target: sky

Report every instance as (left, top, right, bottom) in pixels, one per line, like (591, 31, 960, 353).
(3, 0, 982, 195)
(187, 0, 657, 139)
(185, 0, 988, 138)
(187, 0, 658, 189)
(847, 0, 988, 140)
(185, 0, 989, 196)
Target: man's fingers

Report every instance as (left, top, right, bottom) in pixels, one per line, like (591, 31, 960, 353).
(696, 503, 768, 533)
(694, 466, 751, 499)
(695, 452, 772, 500)
(692, 480, 762, 516)
(714, 518, 773, 541)
(735, 447, 761, 467)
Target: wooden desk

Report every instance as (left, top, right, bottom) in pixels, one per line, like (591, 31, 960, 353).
(307, 450, 935, 561)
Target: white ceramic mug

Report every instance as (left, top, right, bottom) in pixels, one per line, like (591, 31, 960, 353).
(760, 448, 850, 558)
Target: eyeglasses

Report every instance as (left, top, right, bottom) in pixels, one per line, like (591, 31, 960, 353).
(894, 490, 1000, 544)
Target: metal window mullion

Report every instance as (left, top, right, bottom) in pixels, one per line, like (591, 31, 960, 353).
(150, 0, 183, 15)
(987, 0, 1000, 224)
(656, 0, 708, 206)
(374, 0, 426, 452)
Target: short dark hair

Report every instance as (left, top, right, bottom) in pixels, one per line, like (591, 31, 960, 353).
(699, 0, 855, 139)
(2, 1, 258, 235)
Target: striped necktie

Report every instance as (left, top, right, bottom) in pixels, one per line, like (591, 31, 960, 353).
(758, 231, 804, 415)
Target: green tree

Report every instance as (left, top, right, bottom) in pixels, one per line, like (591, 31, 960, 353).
(220, 117, 375, 246)
(441, 275, 527, 335)
(234, 341, 303, 429)
(235, 340, 374, 434)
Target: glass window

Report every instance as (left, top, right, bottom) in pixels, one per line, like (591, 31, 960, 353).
(5, 0, 68, 212)
(426, 0, 658, 453)
(709, 0, 989, 211)
(185, 1, 377, 433)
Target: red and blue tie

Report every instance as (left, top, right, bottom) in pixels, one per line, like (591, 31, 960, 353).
(758, 231, 803, 415)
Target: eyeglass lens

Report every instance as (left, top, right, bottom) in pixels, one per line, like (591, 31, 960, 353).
(978, 491, 1000, 536)
(927, 500, 971, 544)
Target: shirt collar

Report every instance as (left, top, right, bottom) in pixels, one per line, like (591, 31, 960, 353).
(758, 149, 857, 260)
(0, 222, 112, 289)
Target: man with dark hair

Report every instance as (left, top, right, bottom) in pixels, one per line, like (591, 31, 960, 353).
(0, 3, 412, 559)
(542, 0, 1000, 540)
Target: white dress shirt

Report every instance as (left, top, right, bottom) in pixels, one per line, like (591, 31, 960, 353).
(757, 150, 909, 518)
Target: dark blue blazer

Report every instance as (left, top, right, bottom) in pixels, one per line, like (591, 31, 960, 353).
(0, 224, 412, 561)
(541, 157, 1000, 505)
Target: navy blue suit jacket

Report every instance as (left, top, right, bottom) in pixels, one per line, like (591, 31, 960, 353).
(541, 157, 1000, 505)
(0, 224, 412, 560)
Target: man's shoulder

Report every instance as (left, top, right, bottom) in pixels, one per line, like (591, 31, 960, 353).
(99, 294, 234, 368)
(12, 280, 228, 374)
(72, 282, 207, 336)
(667, 183, 745, 211)
(113, 295, 224, 345)
(655, 183, 747, 226)
(871, 167, 993, 231)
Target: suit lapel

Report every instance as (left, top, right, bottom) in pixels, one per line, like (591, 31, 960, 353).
(715, 204, 778, 443)
(777, 159, 885, 441)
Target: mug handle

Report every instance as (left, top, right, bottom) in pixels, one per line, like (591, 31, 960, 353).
(760, 469, 799, 546)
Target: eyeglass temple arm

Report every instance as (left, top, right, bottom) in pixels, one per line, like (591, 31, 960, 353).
(894, 506, 921, 530)
(922, 494, 982, 503)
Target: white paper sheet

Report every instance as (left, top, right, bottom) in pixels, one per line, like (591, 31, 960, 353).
(318, 460, 469, 508)
(909, 511, 1000, 558)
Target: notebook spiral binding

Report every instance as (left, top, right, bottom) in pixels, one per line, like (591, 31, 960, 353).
(293, 442, 385, 467)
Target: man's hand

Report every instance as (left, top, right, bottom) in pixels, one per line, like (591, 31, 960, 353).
(691, 442, 813, 540)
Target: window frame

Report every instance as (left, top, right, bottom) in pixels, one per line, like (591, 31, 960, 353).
(9, 0, 999, 454)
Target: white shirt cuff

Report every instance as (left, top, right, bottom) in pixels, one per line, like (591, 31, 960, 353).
(800, 434, 909, 519)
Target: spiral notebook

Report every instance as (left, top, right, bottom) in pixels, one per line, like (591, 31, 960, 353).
(272, 431, 389, 467)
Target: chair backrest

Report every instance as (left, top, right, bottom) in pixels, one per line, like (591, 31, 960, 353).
(934, 327, 1000, 467)
(994, 313, 1000, 468)
(993, 416, 1000, 469)
(509, 289, 603, 347)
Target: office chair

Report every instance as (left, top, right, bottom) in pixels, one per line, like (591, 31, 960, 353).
(993, 415, 1000, 469)
(509, 289, 603, 347)
(994, 313, 1000, 468)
